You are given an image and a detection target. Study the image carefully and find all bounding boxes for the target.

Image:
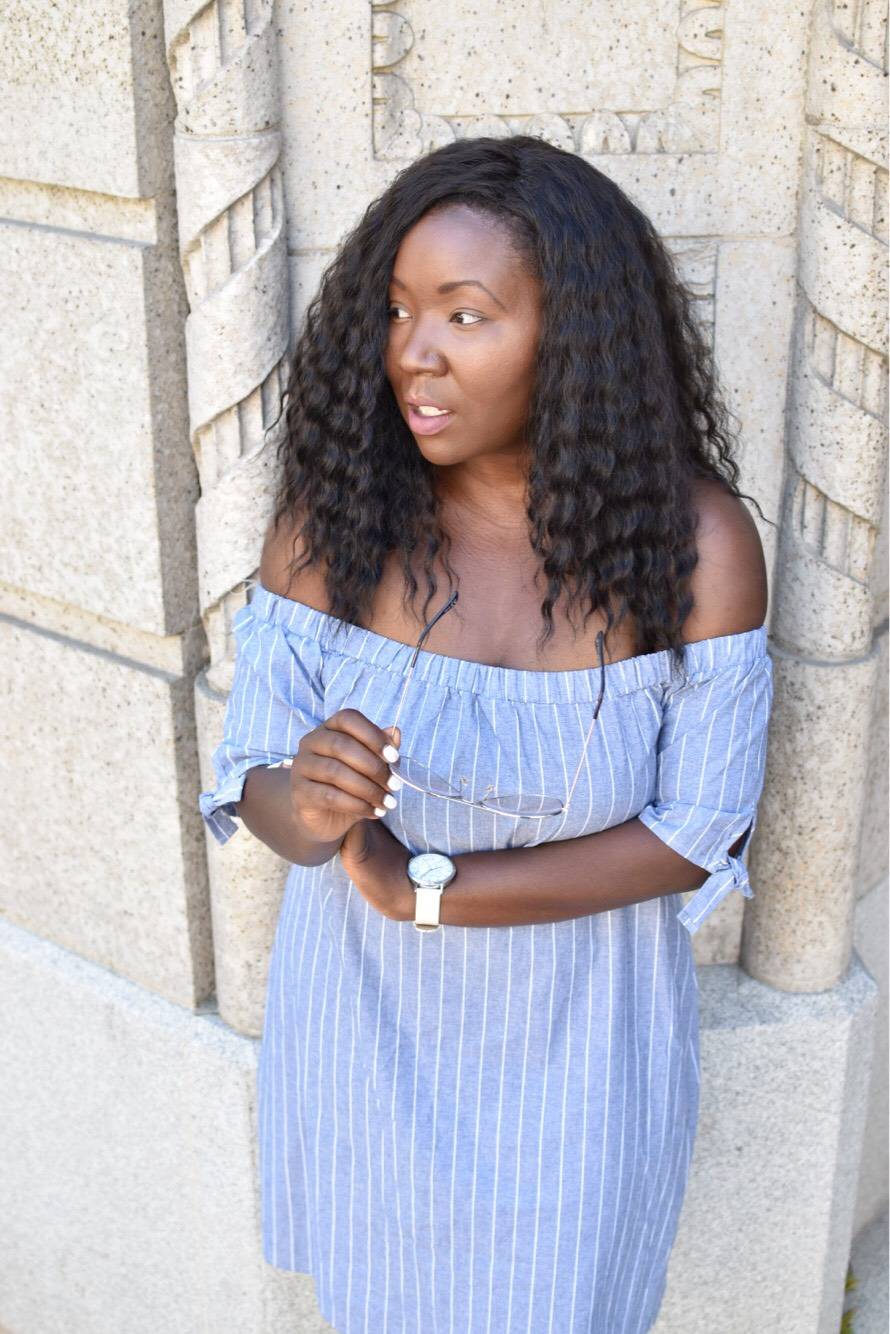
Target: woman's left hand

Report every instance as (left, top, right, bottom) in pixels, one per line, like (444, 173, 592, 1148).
(339, 815, 414, 922)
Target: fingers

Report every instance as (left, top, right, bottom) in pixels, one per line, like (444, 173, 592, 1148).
(296, 777, 390, 820)
(299, 709, 403, 813)
(324, 708, 400, 764)
(298, 753, 400, 815)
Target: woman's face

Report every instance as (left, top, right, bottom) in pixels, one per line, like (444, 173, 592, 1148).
(384, 204, 542, 470)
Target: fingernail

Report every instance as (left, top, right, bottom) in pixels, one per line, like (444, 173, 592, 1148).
(373, 806, 387, 817)
(382, 744, 399, 763)
(382, 793, 398, 809)
(386, 773, 402, 791)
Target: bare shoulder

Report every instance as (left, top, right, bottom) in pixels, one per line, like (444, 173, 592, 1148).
(682, 477, 769, 641)
(258, 507, 331, 611)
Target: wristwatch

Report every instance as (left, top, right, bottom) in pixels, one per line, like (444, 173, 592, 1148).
(407, 852, 457, 932)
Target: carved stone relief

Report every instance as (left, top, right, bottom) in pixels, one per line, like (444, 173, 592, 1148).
(371, 0, 726, 159)
(165, 0, 294, 1034)
(741, 0, 888, 989)
(164, 0, 291, 681)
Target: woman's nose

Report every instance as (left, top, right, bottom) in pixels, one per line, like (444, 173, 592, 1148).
(397, 318, 446, 375)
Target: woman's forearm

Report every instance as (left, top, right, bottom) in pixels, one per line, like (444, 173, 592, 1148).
(236, 766, 344, 866)
(437, 818, 720, 928)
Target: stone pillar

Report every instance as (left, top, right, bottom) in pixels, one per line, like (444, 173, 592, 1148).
(741, 0, 888, 993)
(163, 0, 294, 1035)
(0, 0, 212, 1013)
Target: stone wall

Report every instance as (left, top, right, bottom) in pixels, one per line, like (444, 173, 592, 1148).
(0, 2, 210, 1007)
(1, 1, 886, 1330)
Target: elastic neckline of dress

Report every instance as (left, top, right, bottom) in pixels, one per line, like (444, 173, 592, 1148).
(241, 579, 769, 705)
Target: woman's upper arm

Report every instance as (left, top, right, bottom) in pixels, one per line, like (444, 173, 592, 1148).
(684, 479, 769, 641)
(259, 508, 331, 609)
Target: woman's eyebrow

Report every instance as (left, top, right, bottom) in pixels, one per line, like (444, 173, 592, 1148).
(390, 275, 507, 311)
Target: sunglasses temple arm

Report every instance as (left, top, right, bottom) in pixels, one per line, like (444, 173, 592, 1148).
(563, 709, 597, 809)
(389, 653, 419, 734)
(564, 638, 606, 809)
(387, 591, 457, 737)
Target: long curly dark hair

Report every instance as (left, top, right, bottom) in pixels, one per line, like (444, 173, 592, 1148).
(269, 134, 771, 673)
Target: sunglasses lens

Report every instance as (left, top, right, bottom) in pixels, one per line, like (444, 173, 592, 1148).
(391, 755, 562, 816)
(391, 756, 464, 800)
(482, 792, 564, 816)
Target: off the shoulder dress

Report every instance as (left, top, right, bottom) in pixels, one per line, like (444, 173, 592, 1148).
(199, 577, 774, 1334)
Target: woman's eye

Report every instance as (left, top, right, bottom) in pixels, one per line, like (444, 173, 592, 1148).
(386, 305, 483, 326)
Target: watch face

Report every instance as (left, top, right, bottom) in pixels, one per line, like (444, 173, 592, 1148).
(408, 852, 456, 887)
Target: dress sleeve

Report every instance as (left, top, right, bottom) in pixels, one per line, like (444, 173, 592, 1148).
(198, 597, 326, 846)
(636, 629, 774, 935)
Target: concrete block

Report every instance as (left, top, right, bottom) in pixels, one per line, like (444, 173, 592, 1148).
(654, 955, 878, 1333)
(0, 219, 194, 637)
(0, 918, 326, 1334)
(0, 617, 213, 1010)
(0, 0, 174, 198)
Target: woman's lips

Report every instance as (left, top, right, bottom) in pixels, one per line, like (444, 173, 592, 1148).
(407, 404, 454, 435)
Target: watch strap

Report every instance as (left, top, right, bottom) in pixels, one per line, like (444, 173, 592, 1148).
(414, 883, 444, 932)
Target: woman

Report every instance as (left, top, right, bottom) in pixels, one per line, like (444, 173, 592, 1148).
(200, 134, 774, 1333)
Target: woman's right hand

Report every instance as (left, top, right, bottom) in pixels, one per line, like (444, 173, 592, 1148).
(284, 709, 403, 845)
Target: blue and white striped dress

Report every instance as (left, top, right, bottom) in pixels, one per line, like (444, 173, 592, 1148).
(200, 578, 774, 1334)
